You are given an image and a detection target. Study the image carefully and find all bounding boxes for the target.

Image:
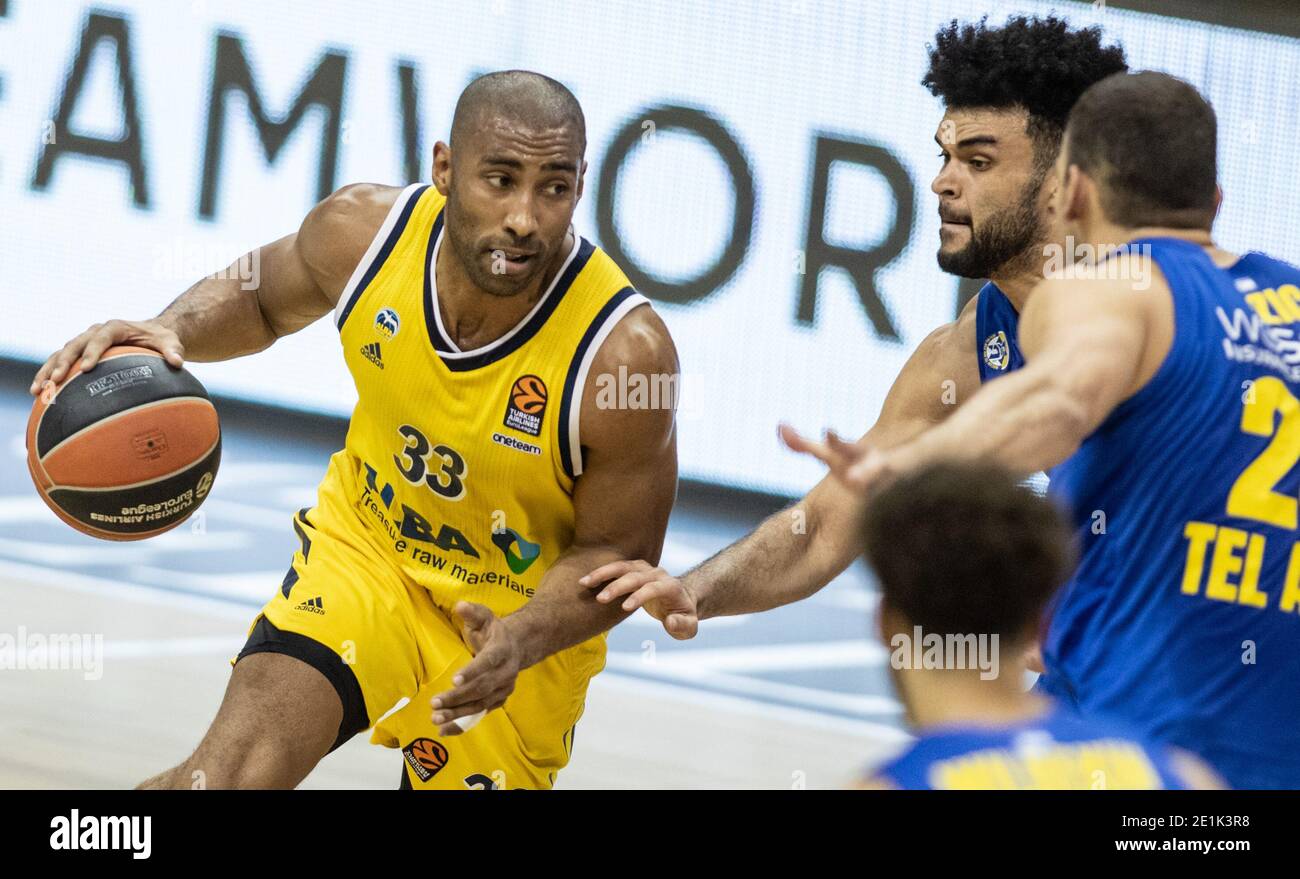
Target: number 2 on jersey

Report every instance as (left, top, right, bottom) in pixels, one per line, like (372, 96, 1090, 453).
(1227, 376, 1300, 529)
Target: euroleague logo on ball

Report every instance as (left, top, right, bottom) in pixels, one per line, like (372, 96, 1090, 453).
(503, 374, 547, 437)
(374, 307, 400, 340)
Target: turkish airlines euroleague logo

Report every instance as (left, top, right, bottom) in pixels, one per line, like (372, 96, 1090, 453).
(503, 374, 547, 437)
(402, 738, 449, 782)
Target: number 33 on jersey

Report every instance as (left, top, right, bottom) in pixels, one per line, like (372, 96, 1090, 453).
(319, 182, 649, 616)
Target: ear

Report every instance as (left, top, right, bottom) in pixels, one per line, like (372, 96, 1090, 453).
(432, 141, 452, 195)
(1041, 169, 1061, 219)
(1064, 164, 1090, 222)
(1213, 183, 1224, 220)
(576, 158, 588, 202)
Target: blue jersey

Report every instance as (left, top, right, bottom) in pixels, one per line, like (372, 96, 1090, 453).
(875, 703, 1188, 789)
(980, 238, 1300, 789)
(975, 281, 1025, 382)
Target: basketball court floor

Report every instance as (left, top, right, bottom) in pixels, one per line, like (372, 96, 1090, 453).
(0, 360, 906, 789)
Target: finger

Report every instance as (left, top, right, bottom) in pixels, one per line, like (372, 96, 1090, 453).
(778, 423, 846, 469)
(29, 360, 55, 395)
(578, 559, 645, 587)
(47, 328, 97, 384)
(825, 430, 861, 458)
(433, 701, 494, 737)
(432, 671, 507, 718)
(159, 333, 185, 367)
(777, 422, 819, 454)
(664, 613, 699, 640)
(454, 600, 495, 632)
(621, 580, 677, 613)
(595, 570, 661, 603)
(434, 652, 505, 708)
(77, 329, 119, 372)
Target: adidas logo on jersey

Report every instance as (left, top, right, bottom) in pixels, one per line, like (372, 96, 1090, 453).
(361, 341, 384, 369)
(296, 596, 324, 614)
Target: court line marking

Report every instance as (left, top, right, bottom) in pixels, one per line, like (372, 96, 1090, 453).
(0, 558, 904, 734)
(642, 639, 888, 672)
(586, 669, 909, 744)
(604, 652, 900, 716)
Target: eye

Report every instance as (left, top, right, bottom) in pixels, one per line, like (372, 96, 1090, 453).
(486, 174, 510, 188)
(547, 182, 570, 196)
(970, 158, 991, 171)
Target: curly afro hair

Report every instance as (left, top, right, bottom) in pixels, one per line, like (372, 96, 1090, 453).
(923, 14, 1127, 168)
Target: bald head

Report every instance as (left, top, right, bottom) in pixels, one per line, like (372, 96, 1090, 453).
(450, 70, 586, 155)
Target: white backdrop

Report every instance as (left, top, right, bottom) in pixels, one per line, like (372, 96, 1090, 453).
(2, 0, 1298, 494)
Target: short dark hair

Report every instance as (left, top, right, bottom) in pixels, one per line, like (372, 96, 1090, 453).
(451, 69, 586, 154)
(922, 14, 1128, 171)
(860, 462, 1076, 641)
(1065, 71, 1218, 229)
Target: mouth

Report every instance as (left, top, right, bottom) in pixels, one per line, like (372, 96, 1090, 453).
(489, 248, 538, 275)
(939, 217, 971, 236)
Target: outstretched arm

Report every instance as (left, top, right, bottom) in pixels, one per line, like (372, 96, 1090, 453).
(430, 304, 679, 734)
(28, 183, 397, 392)
(876, 268, 1165, 481)
(583, 297, 984, 628)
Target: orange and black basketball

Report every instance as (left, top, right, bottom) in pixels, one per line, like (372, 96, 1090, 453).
(26, 345, 221, 541)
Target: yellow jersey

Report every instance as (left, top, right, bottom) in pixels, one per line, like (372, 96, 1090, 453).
(324, 182, 648, 615)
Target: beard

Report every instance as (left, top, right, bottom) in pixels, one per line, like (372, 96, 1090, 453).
(937, 178, 1047, 280)
(442, 195, 544, 298)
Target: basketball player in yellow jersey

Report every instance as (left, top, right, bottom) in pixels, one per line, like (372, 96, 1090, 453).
(30, 71, 683, 789)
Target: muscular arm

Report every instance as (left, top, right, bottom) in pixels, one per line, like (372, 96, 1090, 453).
(686, 300, 982, 619)
(430, 304, 679, 732)
(886, 266, 1166, 478)
(30, 183, 397, 389)
(503, 305, 679, 665)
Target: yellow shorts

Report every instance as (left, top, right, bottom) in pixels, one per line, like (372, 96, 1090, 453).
(232, 506, 604, 790)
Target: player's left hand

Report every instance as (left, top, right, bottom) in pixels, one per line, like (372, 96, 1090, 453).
(777, 423, 894, 491)
(430, 601, 521, 736)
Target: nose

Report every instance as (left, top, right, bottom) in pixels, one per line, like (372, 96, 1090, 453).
(931, 161, 960, 200)
(503, 190, 538, 241)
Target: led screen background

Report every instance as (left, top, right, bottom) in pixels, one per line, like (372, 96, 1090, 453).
(1, 0, 1297, 495)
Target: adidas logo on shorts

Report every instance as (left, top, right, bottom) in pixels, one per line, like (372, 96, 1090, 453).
(296, 596, 324, 615)
(361, 341, 384, 369)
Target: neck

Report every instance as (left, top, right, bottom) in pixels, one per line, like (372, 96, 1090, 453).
(899, 667, 1050, 731)
(435, 228, 574, 349)
(1077, 220, 1240, 266)
(988, 262, 1045, 313)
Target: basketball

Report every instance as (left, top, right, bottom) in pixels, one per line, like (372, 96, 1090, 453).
(25, 345, 221, 541)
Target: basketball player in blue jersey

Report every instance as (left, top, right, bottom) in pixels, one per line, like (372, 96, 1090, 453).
(856, 461, 1219, 790)
(796, 71, 1300, 789)
(29, 71, 680, 789)
(584, 17, 1124, 644)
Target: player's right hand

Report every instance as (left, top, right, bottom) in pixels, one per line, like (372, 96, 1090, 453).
(580, 560, 699, 640)
(29, 319, 185, 395)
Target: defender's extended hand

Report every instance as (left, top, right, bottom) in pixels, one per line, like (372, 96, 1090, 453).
(778, 423, 894, 492)
(430, 601, 521, 736)
(580, 560, 699, 640)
